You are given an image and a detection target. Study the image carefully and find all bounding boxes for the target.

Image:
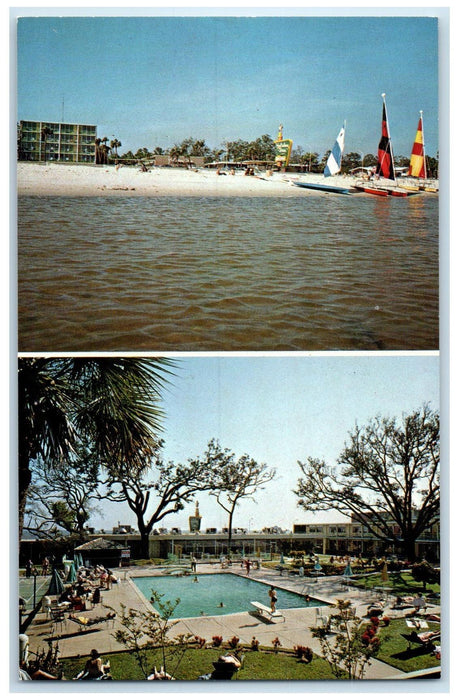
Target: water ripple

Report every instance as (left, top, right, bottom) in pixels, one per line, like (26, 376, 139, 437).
(18, 194, 439, 351)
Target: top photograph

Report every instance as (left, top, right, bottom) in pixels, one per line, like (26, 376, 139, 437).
(16, 15, 439, 352)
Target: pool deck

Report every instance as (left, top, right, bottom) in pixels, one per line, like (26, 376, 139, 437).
(22, 563, 441, 681)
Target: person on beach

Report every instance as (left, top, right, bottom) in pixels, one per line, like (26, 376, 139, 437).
(82, 649, 110, 679)
(191, 556, 197, 573)
(41, 557, 49, 576)
(269, 586, 277, 612)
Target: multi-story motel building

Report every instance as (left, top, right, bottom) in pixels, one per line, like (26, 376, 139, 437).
(86, 515, 439, 563)
(17, 120, 97, 163)
(20, 515, 439, 566)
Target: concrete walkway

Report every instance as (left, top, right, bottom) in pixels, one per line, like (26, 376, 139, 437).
(22, 563, 440, 681)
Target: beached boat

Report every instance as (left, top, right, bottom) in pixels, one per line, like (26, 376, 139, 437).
(294, 123, 351, 194)
(294, 181, 351, 194)
(355, 185, 389, 197)
(356, 95, 417, 198)
(408, 111, 427, 179)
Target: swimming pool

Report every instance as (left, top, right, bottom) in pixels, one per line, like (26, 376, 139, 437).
(132, 573, 322, 618)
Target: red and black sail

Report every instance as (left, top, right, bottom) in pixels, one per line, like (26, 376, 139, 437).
(375, 102, 395, 180)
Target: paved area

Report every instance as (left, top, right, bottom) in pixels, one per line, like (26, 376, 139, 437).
(22, 563, 440, 680)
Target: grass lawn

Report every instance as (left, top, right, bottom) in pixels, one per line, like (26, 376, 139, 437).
(375, 618, 441, 673)
(353, 571, 440, 596)
(61, 647, 335, 681)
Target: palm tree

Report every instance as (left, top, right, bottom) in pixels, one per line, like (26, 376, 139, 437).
(110, 138, 122, 157)
(18, 357, 175, 540)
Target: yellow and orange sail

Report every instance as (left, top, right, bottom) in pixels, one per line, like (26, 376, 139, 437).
(408, 112, 426, 178)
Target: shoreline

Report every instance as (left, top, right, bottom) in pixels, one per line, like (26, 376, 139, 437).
(17, 162, 439, 199)
(17, 162, 308, 198)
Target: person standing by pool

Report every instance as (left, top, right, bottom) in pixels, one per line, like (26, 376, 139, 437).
(191, 556, 197, 573)
(245, 559, 251, 576)
(269, 586, 277, 612)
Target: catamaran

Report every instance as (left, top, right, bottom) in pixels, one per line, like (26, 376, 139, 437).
(294, 123, 351, 194)
(355, 94, 413, 197)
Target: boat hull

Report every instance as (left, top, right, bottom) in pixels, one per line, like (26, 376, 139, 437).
(355, 186, 388, 197)
(294, 182, 350, 194)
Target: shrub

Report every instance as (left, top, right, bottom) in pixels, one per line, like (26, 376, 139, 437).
(227, 636, 240, 649)
(211, 635, 223, 647)
(194, 636, 206, 648)
(272, 637, 282, 652)
(370, 616, 380, 627)
(382, 616, 391, 626)
(294, 645, 313, 662)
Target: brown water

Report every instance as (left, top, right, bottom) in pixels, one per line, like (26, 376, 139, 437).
(17, 194, 439, 351)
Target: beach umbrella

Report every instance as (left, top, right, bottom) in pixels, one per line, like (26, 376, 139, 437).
(47, 568, 64, 595)
(66, 561, 77, 583)
(381, 561, 389, 582)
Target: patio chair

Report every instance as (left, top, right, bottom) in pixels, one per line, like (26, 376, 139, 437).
(50, 608, 67, 634)
(401, 629, 440, 650)
(68, 611, 116, 632)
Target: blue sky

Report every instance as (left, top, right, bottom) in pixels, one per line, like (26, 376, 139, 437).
(16, 12, 440, 158)
(90, 354, 439, 532)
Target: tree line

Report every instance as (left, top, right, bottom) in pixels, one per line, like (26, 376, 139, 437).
(19, 358, 439, 562)
(103, 134, 439, 177)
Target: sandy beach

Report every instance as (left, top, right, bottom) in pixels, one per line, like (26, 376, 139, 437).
(17, 162, 358, 198)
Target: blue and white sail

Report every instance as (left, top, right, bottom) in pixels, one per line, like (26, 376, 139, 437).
(324, 123, 346, 177)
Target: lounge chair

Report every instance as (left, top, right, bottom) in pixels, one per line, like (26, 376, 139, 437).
(69, 611, 116, 631)
(401, 630, 441, 650)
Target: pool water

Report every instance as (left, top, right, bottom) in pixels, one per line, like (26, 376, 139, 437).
(132, 573, 322, 618)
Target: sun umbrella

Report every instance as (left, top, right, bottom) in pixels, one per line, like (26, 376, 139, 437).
(47, 568, 64, 595)
(381, 561, 389, 582)
(66, 561, 77, 583)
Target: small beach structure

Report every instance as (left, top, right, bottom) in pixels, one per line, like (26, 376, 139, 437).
(74, 538, 126, 569)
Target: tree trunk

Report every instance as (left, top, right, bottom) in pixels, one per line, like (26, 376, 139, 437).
(18, 452, 32, 543)
(403, 537, 417, 563)
(139, 529, 151, 559)
(227, 510, 234, 556)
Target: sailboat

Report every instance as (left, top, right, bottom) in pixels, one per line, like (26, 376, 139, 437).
(294, 123, 351, 194)
(356, 94, 411, 197)
(399, 111, 432, 192)
(408, 111, 427, 178)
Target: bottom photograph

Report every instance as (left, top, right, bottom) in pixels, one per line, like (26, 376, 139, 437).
(17, 353, 441, 683)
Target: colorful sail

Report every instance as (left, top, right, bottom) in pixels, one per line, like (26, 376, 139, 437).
(408, 112, 426, 178)
(324, 124, 345, 177)
(375, 96, 395, 180)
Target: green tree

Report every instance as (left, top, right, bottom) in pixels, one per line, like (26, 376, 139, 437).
(25, 444, 102, 539)
(311, 599, 380, 679)
(18, 358, 174, 541)
(294, 406, 439, 561)
(105, 441, 219, 558)
(426, 154, 438, 178)
(110, 138, 122, 157)
(205, 439, 276, 554)
(411, 560, 440, 590)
